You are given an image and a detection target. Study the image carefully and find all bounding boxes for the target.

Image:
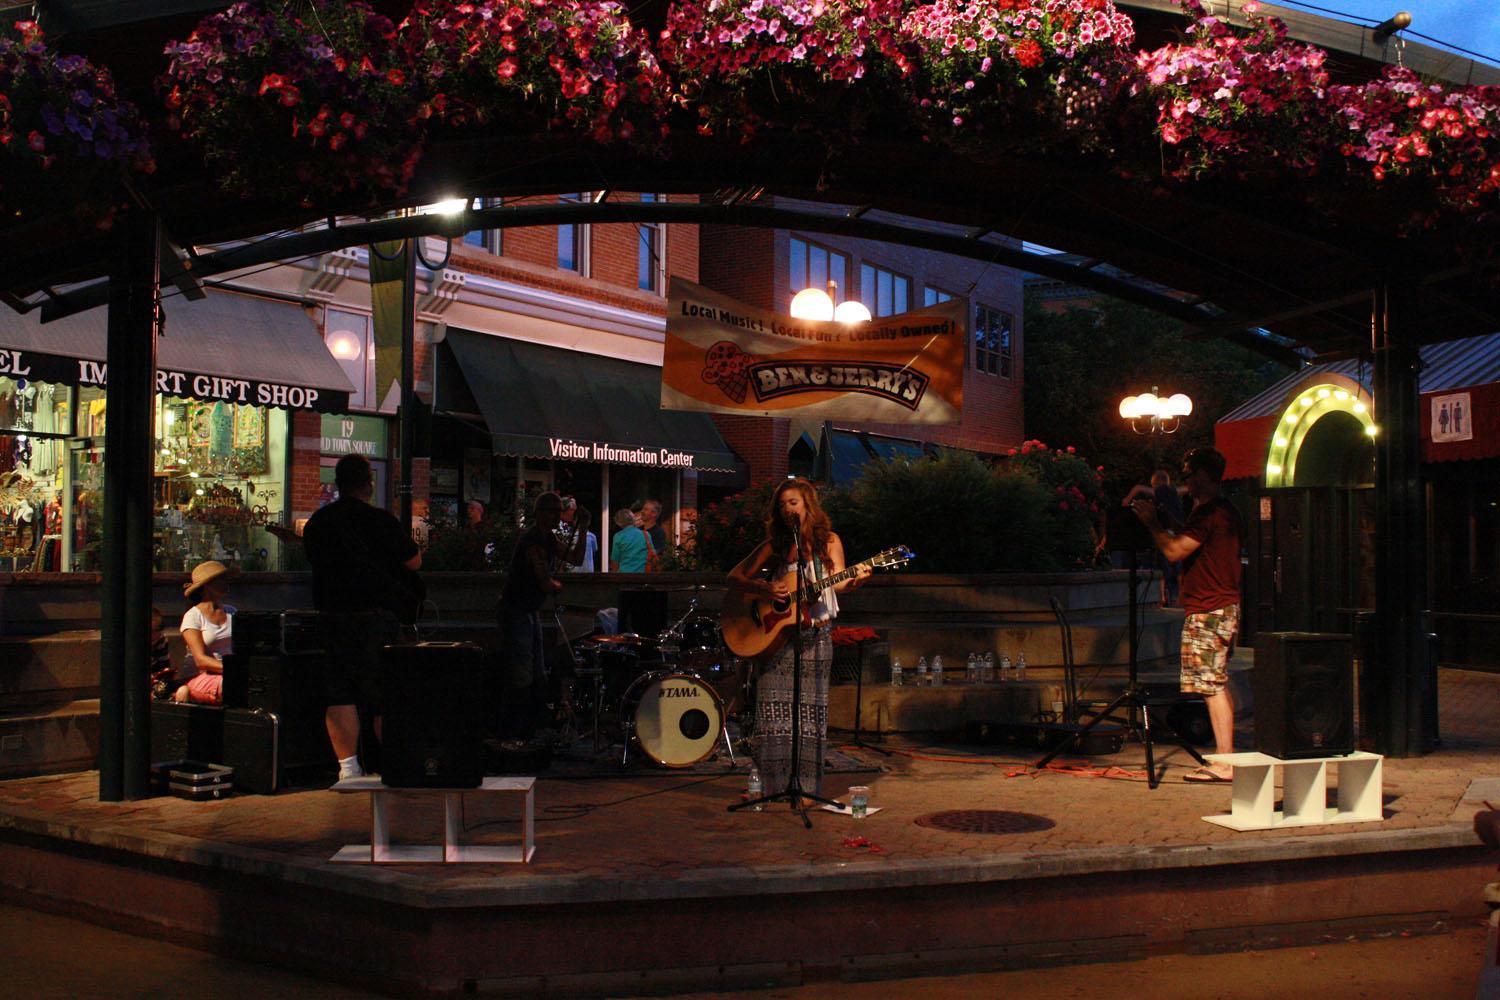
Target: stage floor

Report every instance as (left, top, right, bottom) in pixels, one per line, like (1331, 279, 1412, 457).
(1, 665, 1497, 994)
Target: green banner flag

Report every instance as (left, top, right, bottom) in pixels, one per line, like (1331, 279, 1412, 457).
(368, 240, 408, 412)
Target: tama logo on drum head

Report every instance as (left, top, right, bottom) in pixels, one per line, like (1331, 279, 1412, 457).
(659, 686, 701, 699)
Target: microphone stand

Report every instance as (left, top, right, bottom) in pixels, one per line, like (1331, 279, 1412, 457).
(729, 521, 844, 828)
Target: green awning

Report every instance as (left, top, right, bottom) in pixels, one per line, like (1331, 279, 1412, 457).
(437, 329, 743, 474)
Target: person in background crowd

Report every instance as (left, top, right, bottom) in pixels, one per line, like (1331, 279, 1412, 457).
(175, 560, 237, 705)
(302, 453, 424, 781)
(497, 492, 590, 742)
(1132, 447, 1245, 782)
(466, 499, 486, 528)
(610, 507, 655, 573)
(558, 496, 597, 572)
(639, 499, 668, 567)
(1124, 468, 1186, 606)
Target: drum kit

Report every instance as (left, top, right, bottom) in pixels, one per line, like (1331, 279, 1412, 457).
(567, 589, 753, 769)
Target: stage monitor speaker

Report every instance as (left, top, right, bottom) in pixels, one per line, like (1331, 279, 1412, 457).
(618, 588, 668, 637)
(381, 641, 484, 788)
(1253, 632, 1354, 758)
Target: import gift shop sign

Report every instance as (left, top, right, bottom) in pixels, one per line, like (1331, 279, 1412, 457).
(0, 346, 346, 412)
(661, 277, 965, 424)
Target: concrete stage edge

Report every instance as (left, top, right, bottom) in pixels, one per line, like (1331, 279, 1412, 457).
(0, 789, 1493, 996)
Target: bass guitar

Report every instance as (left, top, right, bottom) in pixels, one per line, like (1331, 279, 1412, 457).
(720, 545, 914, 660)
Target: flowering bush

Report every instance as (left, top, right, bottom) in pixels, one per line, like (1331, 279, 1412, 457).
(0, 20, 154, 224)
(159, 1, 426, 205)
(893, 0, 1136, 137)
(1329, 66, 1500, 217)
(660, 0, 904, 137)
(1134, 1, 1333, 181)
(400, 0, 668, 145)
(692, 481, 777, 571)
(999, 440, 1106, 568)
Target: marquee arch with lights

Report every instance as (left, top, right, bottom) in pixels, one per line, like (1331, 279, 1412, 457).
(1263, 375, 1377, 487)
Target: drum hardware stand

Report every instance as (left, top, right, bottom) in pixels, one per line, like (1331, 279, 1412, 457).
(1032, 548, 1206, 788)
(842, 654, 892, 757)
(729, 522, 843, 828)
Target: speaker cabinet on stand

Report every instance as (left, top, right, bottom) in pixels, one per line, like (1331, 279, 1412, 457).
(381, 642, 485, 788)
(1253, 631, 1354, 758)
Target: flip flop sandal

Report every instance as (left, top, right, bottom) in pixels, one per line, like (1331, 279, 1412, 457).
(1184, 765, 1232, 783)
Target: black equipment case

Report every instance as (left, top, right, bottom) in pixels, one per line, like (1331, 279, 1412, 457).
(150, 701, 329, 794)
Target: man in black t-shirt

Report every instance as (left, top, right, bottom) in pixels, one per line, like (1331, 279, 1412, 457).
(303, 454, 422, 780)
(497, 491, 589, 741)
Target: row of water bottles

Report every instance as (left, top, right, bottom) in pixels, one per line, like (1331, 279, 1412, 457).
(890, 650, 1026, 686)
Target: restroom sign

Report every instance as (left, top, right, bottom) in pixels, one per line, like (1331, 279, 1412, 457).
(1432, 393, 1472, 443)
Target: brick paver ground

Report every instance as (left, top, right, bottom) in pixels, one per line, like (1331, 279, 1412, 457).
(0, 666, 1495, 896)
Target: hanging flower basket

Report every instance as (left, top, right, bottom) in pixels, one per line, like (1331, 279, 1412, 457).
(1133, 1, 1335, 182)
(1329, 66, 1500, 220)
(659, 0, 905, 141)
(890, 0, 1137, 148)
(400, 0, 668, 146)
(0, 20, 154, 226)
(158, 1, 426, 207)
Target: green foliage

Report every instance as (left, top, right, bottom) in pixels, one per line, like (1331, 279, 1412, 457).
(840, 451, 1059, 573)
(997, 441, 1107, 569)
(1022, 292, 1288, 502)
(419, 505, 518, 572)
(693, 481, 777, 573)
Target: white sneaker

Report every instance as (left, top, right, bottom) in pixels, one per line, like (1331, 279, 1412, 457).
(338, 764, 365, 781)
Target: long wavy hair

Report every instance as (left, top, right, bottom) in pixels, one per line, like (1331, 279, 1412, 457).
(766, 477, 833, 563)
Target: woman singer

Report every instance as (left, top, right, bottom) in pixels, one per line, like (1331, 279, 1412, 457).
(727, 478, 868, 802)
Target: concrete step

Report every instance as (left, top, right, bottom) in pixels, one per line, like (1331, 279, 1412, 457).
(0, 698, 99, 779)
(0, 631, 103, 710)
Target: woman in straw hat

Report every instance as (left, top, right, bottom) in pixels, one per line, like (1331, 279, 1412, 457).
(173, 560, 239, 705)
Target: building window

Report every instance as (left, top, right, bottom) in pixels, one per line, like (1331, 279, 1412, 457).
(462, 196, 502, 254)
(860, 263, 911, 317)
(974, 305, 1013, 377)
(325, 308, 376, 408)
(638, 193, 666, 293)
(923, 286, 954, 306)
(789, 236, 849, 302)
(558, 192, 591, 274)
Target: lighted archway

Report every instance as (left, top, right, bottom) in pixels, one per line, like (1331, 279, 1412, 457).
(1263, 376, 1377, 487)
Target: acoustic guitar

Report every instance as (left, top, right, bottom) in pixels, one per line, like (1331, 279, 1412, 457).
(720, 545, 914, 660)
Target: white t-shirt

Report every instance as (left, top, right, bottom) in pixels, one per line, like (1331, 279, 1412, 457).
(567, 531, 599, 573)
(180, 603, 235, 676)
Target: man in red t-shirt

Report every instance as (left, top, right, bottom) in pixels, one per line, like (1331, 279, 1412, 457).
(1132, 447, 1245, 781)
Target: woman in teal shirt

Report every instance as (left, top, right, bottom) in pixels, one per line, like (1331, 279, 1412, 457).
(610, 508, 655, 573)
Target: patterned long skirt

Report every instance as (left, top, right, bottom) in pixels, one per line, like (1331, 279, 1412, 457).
(753, 624, 832, 796)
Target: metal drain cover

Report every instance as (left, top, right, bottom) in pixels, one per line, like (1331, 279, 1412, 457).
(913, 810, 1055, 834)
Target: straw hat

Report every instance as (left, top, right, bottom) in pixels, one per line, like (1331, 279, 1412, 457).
(183, 560, 239, 598)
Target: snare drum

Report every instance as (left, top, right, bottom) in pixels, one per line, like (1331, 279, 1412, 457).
(620, 671, 726, 767)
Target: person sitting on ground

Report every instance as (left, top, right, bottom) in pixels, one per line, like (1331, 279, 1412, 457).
(610, 507, 655, 573)
(174, 560, 237, 705)
(149, 607, 174, 701)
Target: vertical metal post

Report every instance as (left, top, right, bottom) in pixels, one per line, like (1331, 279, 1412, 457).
(399, 239, 417, 532)
(600, 464, 611, 572)
(1371, 283, 1430, 757)
(100, 211, 160, 801)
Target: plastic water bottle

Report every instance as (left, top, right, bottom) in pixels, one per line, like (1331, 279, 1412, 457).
(891, 656, 904, 687)
(746, 766, 763, 811)
(966, 652, 978, 683)
(932, 655, 944, 686)
(1016, 652, 1028, 681)
(982, 651, 995, 683)
(999, 652, 1012, 681)
(916, 656, 928, 686)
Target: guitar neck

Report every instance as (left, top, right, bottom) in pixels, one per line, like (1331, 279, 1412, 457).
(797, 555, 877, 602)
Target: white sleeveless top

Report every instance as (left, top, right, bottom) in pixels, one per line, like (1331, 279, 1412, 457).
(778, 556, 838, 626)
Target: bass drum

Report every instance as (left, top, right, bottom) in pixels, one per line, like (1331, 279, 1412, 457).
(621, 671, 725, 768)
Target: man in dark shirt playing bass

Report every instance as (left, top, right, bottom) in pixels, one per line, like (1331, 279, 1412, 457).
(1133, 447, 1246, 783)
(497, 492, 590, 742)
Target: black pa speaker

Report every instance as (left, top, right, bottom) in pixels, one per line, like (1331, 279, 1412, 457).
(618, 588, 668, 637)
(1105, 506, 1154, 554)
(381, 642, 484, 788)
(1253, 632, 1354, 758)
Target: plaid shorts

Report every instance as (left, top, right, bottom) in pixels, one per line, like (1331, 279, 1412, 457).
(1180, 605, 1240, 696)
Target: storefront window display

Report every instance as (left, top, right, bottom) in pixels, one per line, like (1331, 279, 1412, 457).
(0, 377, 71, 572)
(61, 388, 292, 573)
